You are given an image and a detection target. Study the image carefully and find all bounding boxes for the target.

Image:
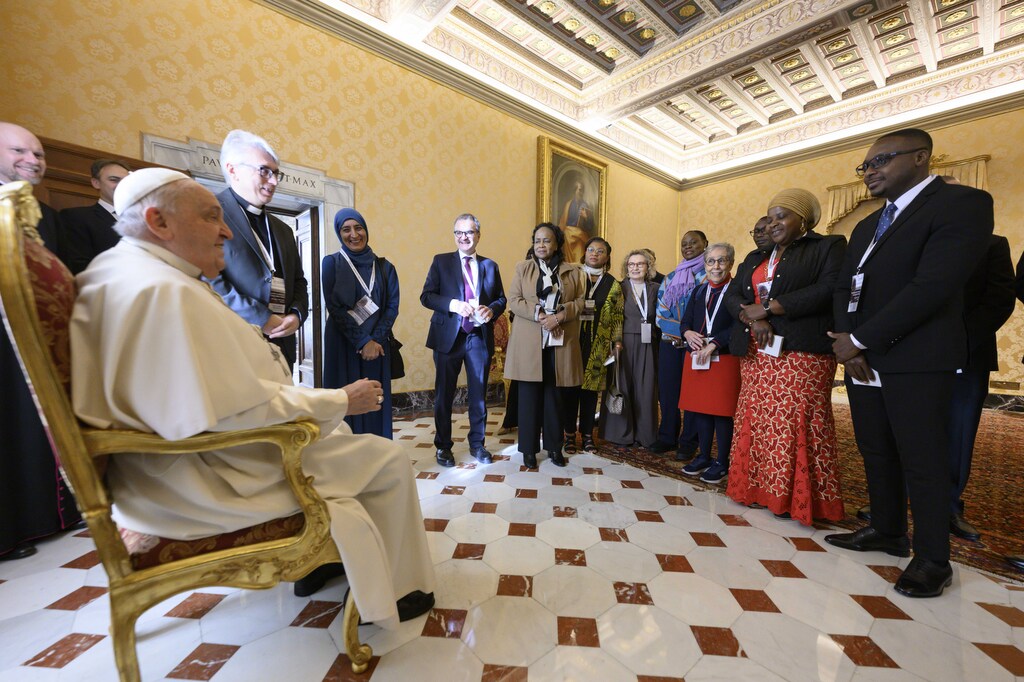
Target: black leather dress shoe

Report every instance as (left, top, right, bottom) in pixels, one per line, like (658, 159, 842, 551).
(648, 441, 673, 454)
(294, 562, 346, 597)
(856, 505, 872, 522)
(549, 450, 567, 467)
(0, 544, 37, 561)
(471, 447, 493, 464)
(673, 448, 695, 463)
(949, 511, 980, 541)
(435, 448, 455, 467)
(824, 527, 911, 557)
(1006, 555, 1024, 571)
(397, 590, 435, 621)
(894, 557, 953, 598)
(523, 453, 538, 469)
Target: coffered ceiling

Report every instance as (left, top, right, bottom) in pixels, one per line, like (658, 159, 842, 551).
(263, 0, 1024, 183)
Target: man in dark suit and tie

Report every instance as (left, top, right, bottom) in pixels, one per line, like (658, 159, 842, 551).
(210, 129, 309, 369)
(420, 214, 506, 467)
(59, 159, 129, 274)
(826, 128, 993, 597)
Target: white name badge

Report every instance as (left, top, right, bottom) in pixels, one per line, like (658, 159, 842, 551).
(580, 298, 596, 323)
(640, 322, 652, 344)
(546, 329, 564, 347)
(604, 353, 616, 366)
(691, 352, 711, 370)
(848, 273, 865, 313)
(269, 276, 287, 315)
(347, 294, 379, 325)
(757, 334, 784, 357)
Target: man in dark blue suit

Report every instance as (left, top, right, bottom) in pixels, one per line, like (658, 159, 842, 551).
(420, 214, 506, 467)
(60, 159, 129, 274)
(827, 128, 993, 598)
(209, 130, 308, 370)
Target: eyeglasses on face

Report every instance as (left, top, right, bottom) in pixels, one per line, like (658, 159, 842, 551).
(586, 246, 607, 254)
(749, 227, 766, 236)
(454, 230, 479, 238)
(705, 256, 730, 266)
(854, 148, 926, 177)
(626, 262, 648, 269)
(238, 163, 285, 182)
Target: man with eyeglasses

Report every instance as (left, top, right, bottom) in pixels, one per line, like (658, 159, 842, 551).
(749, 216, 771, 250)
(211, 129, 309, 370)
(420, 214, 506, 466)
(826, 128, 993, 598)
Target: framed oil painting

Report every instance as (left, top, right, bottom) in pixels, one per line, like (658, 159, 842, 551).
(537, 136, 607, 265)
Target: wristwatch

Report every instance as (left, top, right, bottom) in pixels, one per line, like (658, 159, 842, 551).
(761, 298, 772, 316)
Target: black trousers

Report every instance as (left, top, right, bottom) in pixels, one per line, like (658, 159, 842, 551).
(847, 371, 954, 562)
(518, 348, 565, 457)
(948, 369, 989, 512)
(561, 386, 599, 437)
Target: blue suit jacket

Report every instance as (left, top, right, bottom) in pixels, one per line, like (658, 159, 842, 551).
(420, 252, 506, 355)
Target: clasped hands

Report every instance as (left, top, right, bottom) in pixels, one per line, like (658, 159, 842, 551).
(739, 304, 774, 348)
(683, 330, 717, 363)
(455, 301, 493, 323)
(538, 309, 564, 335)
(827, 331, 873, 383)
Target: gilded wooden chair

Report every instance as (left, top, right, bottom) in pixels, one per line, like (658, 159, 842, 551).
(0, 181, 372, 681)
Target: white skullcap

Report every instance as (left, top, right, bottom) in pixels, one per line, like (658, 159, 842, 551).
(113, 168, 191, 214)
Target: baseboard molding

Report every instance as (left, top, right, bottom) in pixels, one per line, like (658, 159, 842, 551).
(392, 382, 507, 418)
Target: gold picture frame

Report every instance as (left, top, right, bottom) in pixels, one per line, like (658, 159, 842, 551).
(537, 136, 608, 265)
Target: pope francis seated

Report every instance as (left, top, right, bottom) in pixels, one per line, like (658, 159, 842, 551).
(69, 168, 435, 629)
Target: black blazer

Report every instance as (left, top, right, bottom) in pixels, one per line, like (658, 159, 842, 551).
(681, 280, 736, 355)
(59, 203, 119, 275)
(962, 235, 1014, 371)
(209, 188, 309, 327)
(37, 202, 62, 259)
(725, 231, 847, 356)
(420, 252, 506, 356)
(834, 178, 993, 373)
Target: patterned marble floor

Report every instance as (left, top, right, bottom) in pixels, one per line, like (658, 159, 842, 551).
(2, 410, 1023, 682)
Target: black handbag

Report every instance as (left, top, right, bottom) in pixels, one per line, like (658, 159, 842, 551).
(377, 256, 405, 379)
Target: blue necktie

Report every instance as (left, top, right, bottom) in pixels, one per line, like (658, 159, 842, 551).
(873, 203, 897, 242)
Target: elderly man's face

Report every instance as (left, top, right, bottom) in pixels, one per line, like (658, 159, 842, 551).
(0, 124, 46, 185)
(92, 163, 129, 204)
(157, 182, 234, 278)
(227, 147, 279, 208)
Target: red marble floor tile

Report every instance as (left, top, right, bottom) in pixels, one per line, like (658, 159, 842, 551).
(599, 528, 629, 542)
(61, 550, 100, 569)
(453, 543, 486, 560)
(614, 581, 654, 605)
(424, 518, 450, 532)
(497, 574, 533, 597)
(830, 634, 899, 668)
(322, 653, 380, 681)
(635, 510, 664, 523)
(415, 424, 430, 428)
(482, 663, 528, 682)
(730, 589, 781, 613)
(558, 616, 601, 647)
(590, 492, 614, 502)
(515, 489, 538, 499)
(458, 424, 470, 429)
(691, 532, 727, 547)
(849, 595, 911, 620)
(691, 625, 744, 656)
(974, 642, 1024, 676)
(551, 477, 573, 486)
(869, 565, 904, 584)
(760, 559, 806, 579)
(508, 523, 536, 537)
(422, 608, 467, 639)
(400, 435, 415, 440)
(74, 529, 91, 538)
(620, 480, 644, 489)
(976, 602, 1024, 627)
(441, 486, 466, 495)
(500, 438, 516, 444)
(484, 474, 505, 483)
(494, 455, 512, 461)
(657, 554, 694, 573)
(718, 514, 751, 527)
(45, 586, 107, 611)
(555, 548, 587, 566)
(636, 677, 685, 682)
(788, 537, 826, 552)
(165, 593, 227, 619)
(582, 468, 603, 475)
(456, 462, 478, 470)
(553, 506, 578, 518)
(416, 471, 440, 480)
(664, 495, 691, 506)
(166, 643, 241, 680)
(415, 443, 434, 448)
(471, 503, 498, 514)
(291, 600, 343, 628)
(24, 633, 105, 669)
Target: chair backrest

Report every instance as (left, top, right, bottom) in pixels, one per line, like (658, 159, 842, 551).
(0, 181, 130, 576)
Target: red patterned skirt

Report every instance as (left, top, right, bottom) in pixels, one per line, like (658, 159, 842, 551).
(726, 346, 844, 525)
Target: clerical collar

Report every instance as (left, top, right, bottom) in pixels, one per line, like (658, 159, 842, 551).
(121, 236, 202, 278)
(98, 199, 115, 215)
(229, 187, 264, 216)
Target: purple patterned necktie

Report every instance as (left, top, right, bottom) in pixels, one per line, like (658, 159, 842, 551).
(462, 256, 475, 333)
(873, 203, 898, 243)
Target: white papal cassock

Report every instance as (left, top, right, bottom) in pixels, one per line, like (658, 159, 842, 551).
(70, 237, 434, 629)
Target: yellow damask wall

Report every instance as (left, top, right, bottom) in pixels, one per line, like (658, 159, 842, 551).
(1, 0, 679, 391)
(678, 107, 1024, 389)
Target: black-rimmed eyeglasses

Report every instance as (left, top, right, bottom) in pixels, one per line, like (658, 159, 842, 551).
(454, 230, 479, 238)
(855, 149, 926, 177)
(237, 163, 285, 182)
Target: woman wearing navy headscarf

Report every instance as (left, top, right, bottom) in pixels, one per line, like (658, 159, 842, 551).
(322, 208, 400, 438)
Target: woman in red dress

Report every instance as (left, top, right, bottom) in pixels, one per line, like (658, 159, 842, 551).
(723, 189, 847, 524)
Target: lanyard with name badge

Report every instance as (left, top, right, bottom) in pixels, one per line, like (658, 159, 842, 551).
(847, 211, 892, 313)
(631, 282, 652, 344)
(580, 271, 603, 323)
(248, 212, 288, 316)
(338, 249, 379, 324)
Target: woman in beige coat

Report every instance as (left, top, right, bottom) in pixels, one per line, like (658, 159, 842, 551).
(504, 223, 586, 468)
